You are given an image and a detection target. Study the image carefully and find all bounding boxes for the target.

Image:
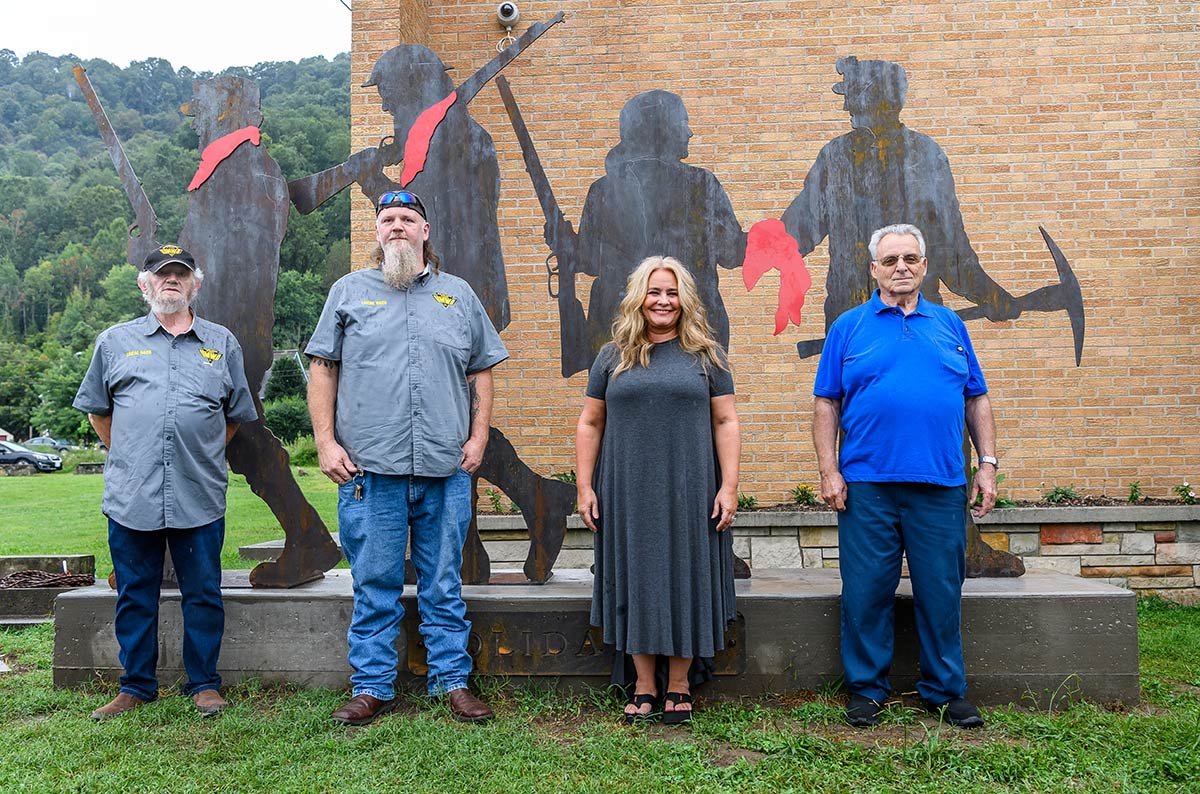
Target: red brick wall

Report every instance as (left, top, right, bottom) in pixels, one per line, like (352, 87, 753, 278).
(350, 0, 1200, 504)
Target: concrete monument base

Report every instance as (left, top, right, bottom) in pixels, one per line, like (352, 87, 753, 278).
(52, 569, 1138, 706)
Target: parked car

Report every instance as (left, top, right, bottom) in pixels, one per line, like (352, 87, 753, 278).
(0, 440, 63, 472)
(24, 436, 75, 452)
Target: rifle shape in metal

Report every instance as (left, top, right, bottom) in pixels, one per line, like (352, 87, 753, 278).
(287, 16, 573, 584)
(72, 65, 160, 268)
(500, 80, 748, 379)
(79, 69, 342, 588)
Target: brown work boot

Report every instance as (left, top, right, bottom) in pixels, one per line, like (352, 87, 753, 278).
(90, 692, 147, 721)
(331, 694, 396, 726)
(193, 689, 228, 716)
(447, 687, 494, 723)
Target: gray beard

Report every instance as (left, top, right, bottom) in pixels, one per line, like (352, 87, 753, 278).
(142, 292, 190, 316)
(381, 241, 423, 291)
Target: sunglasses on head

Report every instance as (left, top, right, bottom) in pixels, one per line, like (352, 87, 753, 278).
(376, 190, 427, 219)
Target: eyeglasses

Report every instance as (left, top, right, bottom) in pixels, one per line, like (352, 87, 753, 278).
(376, 190, 427, 219)
(876, 253, 923, 268)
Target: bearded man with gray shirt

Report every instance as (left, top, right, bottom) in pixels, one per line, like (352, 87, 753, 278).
(74, 244, 258, 720)
(306, 190, 507, 725)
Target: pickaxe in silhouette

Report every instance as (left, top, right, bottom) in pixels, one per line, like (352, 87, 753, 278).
(796, 227, 1085, 365)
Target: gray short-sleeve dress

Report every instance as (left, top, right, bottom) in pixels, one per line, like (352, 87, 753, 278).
(586, 339, 737, 658)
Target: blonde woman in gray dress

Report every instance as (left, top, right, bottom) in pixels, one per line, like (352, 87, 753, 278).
(576, 255, 741, 725)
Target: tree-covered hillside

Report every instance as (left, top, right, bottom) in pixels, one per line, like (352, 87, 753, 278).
(0, 50, 350, 441)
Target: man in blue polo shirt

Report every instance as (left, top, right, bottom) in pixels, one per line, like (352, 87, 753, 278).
(813, 223, 999, 729)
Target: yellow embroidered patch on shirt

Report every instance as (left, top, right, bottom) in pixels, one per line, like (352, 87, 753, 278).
(124, 349, 152, 357)
(433, 292, 456, 308)
(200, 348, 223, 364)
(361, 300, 388, 306)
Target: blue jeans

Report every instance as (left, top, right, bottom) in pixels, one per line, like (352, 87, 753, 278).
(338, 469, 473, 699)
(838, 482, 968, 704)
(107, 517, 225, 701)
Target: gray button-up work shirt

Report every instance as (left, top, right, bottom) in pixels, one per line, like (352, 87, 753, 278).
(74, 312, 259, 531)
(305, 267, 508, 478)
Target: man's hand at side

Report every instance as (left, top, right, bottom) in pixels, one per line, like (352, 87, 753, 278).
(460, 368, 494, 474)
(308, 356, 357, 484)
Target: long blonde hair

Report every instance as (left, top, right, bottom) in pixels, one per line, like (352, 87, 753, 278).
(610, 256, 728, 377)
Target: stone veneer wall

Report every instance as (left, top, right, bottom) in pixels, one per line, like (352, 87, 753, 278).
(478, 505, 1200, 604)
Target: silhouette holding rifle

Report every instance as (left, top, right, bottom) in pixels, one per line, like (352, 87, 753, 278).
(75, 65, 342, 588)
(502, 85, 746, 378)
(289, 33, 575, 584)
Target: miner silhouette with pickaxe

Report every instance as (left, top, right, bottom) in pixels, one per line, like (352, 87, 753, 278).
(760, 57, 1086, 576)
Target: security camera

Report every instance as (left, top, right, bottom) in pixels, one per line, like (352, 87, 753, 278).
(497, 2, 520, 26)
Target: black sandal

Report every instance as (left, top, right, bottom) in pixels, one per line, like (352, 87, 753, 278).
(624, 692, 658, 724)
(662, 691, 693, 725)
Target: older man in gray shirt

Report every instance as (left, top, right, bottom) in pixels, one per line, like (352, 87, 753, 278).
(307, 190, 507, 725)
(74, 244, 257, 720)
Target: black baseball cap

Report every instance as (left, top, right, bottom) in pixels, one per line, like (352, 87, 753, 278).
(142, 244, 196, 273)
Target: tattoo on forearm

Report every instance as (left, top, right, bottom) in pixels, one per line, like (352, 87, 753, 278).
(311, 357, 339, 369)
(468, 378, 480, 423)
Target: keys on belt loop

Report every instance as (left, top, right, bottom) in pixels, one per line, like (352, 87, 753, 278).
(353, 469, 364, 501)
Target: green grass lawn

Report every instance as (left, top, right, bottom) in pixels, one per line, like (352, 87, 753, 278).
(0, 465, 340, 572)
(3, 475, 1200, 791)
(0, 599, 1197, 792)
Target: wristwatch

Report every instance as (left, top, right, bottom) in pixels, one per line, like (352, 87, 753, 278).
(979, 455, 999, 469)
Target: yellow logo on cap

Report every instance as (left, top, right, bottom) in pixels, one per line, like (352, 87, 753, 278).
(433, 292, 456, 308)
(159, 245, 184, 256)
(200, 347, 222, 364)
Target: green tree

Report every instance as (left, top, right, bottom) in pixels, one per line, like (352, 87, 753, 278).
(0, 256, 20, 336)
(95, 262, 145, 325)
(85, 214, 129, 271)
(53, 287, 100, 351)
(262, 396, 311, 443)
(0, 340, 44, 436)
(264, 355, 306, 401)
(322, 238, 350, 288)
(21, 260, 57, 331)
(0, 48, 350, 362)
(273, 269, 324, 349)
(30, 346, 91, 441)
(279, 207, 330, 273)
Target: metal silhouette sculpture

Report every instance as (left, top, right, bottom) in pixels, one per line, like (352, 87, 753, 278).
(768, 57, 1089, 577)
(75, 66, 343, 589)
(778, 57, 1084, 362)
(501, 81, 748, 378)
(289, 17, 575, 585)
(180, 77, 343, 588)
(501, 80, 752, 578)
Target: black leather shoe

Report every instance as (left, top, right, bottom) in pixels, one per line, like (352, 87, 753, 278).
(331, 694, 396, 726)
(845, 694, 882, 727)
(923, 697, 984, 729)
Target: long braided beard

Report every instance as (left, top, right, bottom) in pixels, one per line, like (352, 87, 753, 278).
(381, 239, 423, 291)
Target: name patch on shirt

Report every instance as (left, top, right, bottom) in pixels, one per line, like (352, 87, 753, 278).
(199, 347, 223, 364)
(124, 349, 152, 357)
(433, 292, 456, 308)
(361, 300, 388, 306)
